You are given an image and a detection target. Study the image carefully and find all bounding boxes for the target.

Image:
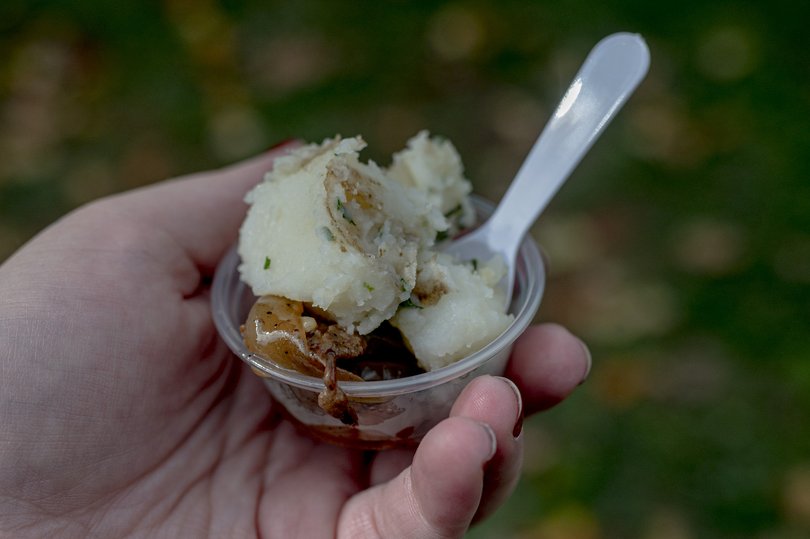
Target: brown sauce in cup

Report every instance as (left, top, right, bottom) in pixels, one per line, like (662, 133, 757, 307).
(242, 295, 424, 424)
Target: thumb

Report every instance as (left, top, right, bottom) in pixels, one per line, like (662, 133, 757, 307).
(338, 417, 497, 539)
(107, 140, 300, 272)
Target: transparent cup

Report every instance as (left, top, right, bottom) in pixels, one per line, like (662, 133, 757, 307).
(211, 197, 545, 450)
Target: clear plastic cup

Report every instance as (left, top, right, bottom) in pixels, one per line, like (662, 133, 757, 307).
(211, 196, 545, 450)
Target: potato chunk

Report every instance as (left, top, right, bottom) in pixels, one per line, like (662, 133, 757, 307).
(392, 254, 514, 371)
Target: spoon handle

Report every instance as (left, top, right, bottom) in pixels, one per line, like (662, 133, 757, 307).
(486, 32, 650, 255)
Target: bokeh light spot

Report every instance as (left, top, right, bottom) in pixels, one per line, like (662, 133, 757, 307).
(670, 217, 747, 276)
(696, 25, 760, 82)
(426, 4, 486, 62)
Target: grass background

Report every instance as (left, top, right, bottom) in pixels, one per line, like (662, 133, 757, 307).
(1, 1, 809, 537)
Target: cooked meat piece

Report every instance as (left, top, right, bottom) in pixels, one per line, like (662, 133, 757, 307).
(308, 324, 367, 361)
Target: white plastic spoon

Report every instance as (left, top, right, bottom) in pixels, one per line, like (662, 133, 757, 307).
(444, 32, 650, 305)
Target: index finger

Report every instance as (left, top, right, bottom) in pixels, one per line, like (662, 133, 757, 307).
(505, 323, 592, 415)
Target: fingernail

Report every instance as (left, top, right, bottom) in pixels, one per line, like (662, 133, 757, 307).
(496, 376, 524, 439)
(578, 339, 592, 386)
(476, 421, 498, 461)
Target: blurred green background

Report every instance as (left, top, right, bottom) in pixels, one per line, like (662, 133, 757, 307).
(1, 0, 808, 537)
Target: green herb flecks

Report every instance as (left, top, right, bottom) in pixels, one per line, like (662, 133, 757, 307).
(470, 258, 478, 271)
(263, 256, 271, 270)
(435, 229, 449, 242)
(336, 198, 355, 225)
(363, 282, 375, 292)
(399, 298, 423, 309)
(445, 204, 463, 219)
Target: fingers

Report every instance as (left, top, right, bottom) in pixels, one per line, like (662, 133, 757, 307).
(368, 448, 415, 486)
(506, 323, 591, 415)
(342, 326, 590, 537)
(439, 328, 590, 523)
(338, 417, 496, 539)
(107, 141, 300, 273)
(449, 375, 524, 522)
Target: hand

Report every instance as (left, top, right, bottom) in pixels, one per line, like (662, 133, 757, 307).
(0, 144, 591, 538)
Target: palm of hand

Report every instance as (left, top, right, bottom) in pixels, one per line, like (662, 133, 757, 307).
(0, 203, 375, 537)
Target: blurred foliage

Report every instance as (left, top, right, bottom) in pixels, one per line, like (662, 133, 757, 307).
(1, 0, 809, 537)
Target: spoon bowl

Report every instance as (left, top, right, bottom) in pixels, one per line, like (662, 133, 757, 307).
(444, 32, 650, 304)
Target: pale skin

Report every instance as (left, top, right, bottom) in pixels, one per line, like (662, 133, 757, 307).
(0, 144, 591, 538)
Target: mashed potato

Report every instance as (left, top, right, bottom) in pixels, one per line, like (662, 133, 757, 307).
(391, 254, 512, 371)
(239, 132, 513, 370)
(388, 130, 476, 238)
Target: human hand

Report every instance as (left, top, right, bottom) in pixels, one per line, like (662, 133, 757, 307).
(0, 144, 591, 538)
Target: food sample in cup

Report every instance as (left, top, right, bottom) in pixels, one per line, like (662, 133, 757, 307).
(238, 132, 513, 422)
